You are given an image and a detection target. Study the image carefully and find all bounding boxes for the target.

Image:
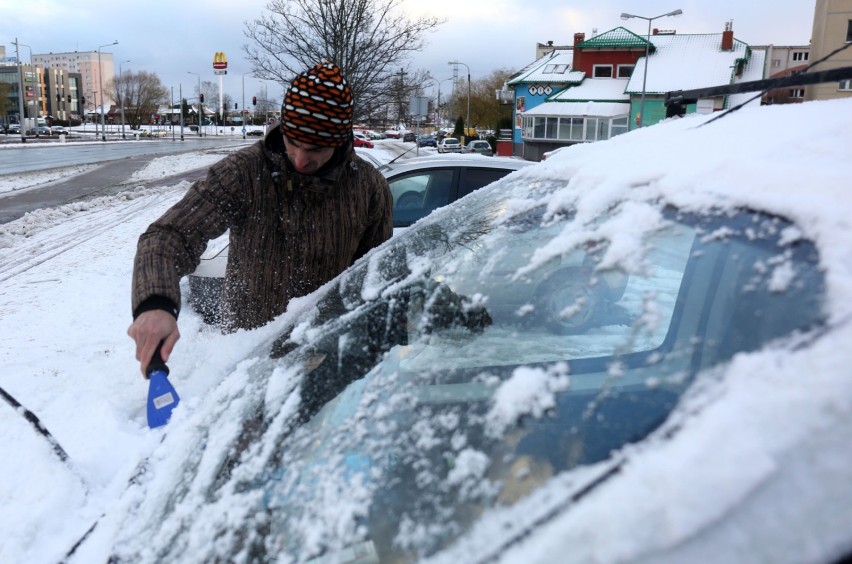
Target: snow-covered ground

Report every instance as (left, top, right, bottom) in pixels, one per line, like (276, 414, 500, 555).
(0, 142, 396, 562)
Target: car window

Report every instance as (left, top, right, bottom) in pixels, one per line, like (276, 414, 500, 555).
(390, 168, 456, 227)
(458, 167, 515, 198)
(225, 193, 825, 561)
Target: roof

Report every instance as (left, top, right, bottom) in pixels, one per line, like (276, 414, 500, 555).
(577, 27, 651, 50)
(507, 50, 581, 85)
(626, 34, 752, 94)
(523, 101, 629, 118)
(549, 78, 630, 102)
(725, 47, 766, 109)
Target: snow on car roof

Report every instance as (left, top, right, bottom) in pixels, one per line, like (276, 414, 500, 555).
(515, 98, 852, 322)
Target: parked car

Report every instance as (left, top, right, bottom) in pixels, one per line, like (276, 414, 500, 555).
(353, 132, 374, 148)
(402, 131, 416, 142)
(417, 134, 437, 147)
(437, 137, 462, 153)
(51, 125, 69, 135)
(464, 139, 494, 156)
(79, 98, 852, 563)
(187, 155, 532, 322)
(246, 129, 264, 137)
(35, 125, 52, 136)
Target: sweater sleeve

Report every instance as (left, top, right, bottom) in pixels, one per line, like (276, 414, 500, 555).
(131, 152, 252, 316)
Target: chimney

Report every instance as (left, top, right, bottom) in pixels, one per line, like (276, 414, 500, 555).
(572, 32, 585, 69)
(653, 28, 659, 35)
(721, 21, 734, 51)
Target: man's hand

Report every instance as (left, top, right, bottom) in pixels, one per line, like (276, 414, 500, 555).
(127, 310, 180, 377)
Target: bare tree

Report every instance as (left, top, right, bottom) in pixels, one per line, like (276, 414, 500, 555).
(109, 70, 169, 128)
(249, 88, 276, 124)
(243, 0, 444, 119)
(469, 69, 516, 132)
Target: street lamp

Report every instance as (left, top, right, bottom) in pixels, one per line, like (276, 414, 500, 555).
(188, 71, 202, 136)
(436, 77, 453, 130)
(97, 40, 119, 141)
(11, 38, 28, 143)
(621, 9, 683, 128)
(242, 71, 254, 138)
(119, 60, 130, 139)
(14, 41, 40, 137)
(448, 61, 471, 138)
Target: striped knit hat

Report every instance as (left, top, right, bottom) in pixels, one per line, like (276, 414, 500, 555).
(281, 62, 353, 147)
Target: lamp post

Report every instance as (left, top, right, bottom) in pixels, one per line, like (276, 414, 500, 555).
(11, 39, 27, 143)
(448, 61, 471, 138)
(187, 71, 202, 136)
(242, 71, 253, 138)
(119, 60, 130, 139)
(97, 40, 119, 141)
(620, 9, 682, 128)
(436, 77, 453, 131)
(15, 41, 39, 136)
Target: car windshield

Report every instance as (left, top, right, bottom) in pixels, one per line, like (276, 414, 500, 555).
(118, 179, 825, 562)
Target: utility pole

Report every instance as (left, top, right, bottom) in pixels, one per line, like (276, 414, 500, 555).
(397, 68, 407, 129)
(12, 39, 27, 143)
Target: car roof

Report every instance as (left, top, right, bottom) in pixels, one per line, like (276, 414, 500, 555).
(379, 154, 531, 175)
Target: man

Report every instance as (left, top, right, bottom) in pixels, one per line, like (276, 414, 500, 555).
(128, 62, 392, 374)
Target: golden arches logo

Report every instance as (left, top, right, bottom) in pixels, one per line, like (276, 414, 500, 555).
(213, 52, 228, 70)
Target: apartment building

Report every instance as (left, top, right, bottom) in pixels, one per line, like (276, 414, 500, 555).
(33, 50, 116, 111)
(806, 0, 852, 100)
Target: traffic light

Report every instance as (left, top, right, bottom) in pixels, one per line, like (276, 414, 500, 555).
(252, 96, 257, 106)
(234, 103, 238, 109)
(200, 93, 205, 103)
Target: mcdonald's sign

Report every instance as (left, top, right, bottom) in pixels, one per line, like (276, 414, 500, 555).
(213, 52, 228, 70)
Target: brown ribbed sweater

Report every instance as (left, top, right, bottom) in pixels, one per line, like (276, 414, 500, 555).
(131, 126, 392, 331)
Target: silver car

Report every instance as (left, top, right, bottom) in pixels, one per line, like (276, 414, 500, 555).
(464, 139, 494, 156)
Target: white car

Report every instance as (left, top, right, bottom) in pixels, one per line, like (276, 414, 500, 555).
(72, 97, 852, 563)
(437, 137, 462, 153)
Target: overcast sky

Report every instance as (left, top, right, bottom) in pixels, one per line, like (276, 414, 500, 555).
(3, 0, 816, 105)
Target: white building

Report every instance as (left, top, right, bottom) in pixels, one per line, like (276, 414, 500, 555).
(32, 50, 116, 112)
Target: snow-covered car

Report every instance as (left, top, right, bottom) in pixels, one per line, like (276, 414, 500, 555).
(187, 155, 532, 323)
(67, 97, 852, 563)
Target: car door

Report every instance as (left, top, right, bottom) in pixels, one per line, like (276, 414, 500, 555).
(389, 167, 459, 227)
(457, 166, 518, 199)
